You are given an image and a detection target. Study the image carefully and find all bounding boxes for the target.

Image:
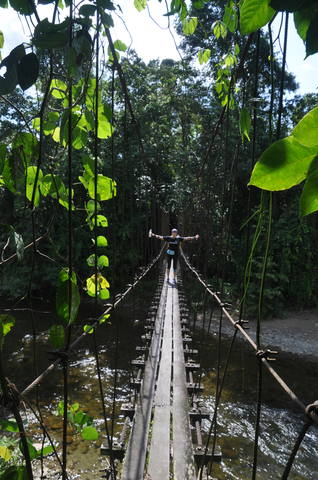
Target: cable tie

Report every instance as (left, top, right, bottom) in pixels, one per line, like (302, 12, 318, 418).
(234, 319, 249, 330)
(305, 400, 318, 421)
(256, 349, 278, 361)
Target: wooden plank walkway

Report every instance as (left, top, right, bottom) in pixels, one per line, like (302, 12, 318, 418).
(121, 272, 196, 480)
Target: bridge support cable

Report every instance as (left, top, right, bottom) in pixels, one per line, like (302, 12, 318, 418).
(181, 249, 318, 479)
(20, 247, 164, 398)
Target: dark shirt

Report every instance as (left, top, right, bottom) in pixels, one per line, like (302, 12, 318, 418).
(163, 236, 184, 254)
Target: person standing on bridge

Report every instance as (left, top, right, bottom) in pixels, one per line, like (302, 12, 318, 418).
(150, 228, 199, 282)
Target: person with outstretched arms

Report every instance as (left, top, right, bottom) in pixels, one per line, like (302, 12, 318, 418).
(149, 227, 199, 282)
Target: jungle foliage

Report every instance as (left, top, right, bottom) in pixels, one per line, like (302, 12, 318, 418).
(1, 0, 318, 477)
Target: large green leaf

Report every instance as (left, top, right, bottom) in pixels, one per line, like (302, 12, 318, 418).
(79, 4, 96, 16)
(294, 6, 318, 40)
(198, 48, 211, 64)
(51, 78, 67, 99)
(9, 0, 33, 14)
(270, 0, 315, 11)
(12, 132, 39, 164)
(300, 157, 318, 215)
(0, 314, 15, 349)
(17, 53, 39, 90)
(0, 44, 25, 95)
(97, 104, 113, 139)
(0, 419, 19, 432)
(40, 174, 68, 206)
(96, 235, 108, 247)
(19, 439, 37, 461)
(305, 12, 318, 57)
(26, 165, 43, 207)
(249, 136, 318, 190)
(81, 426, 99, 440)
(56, 268, 80, 326)
(33, 19, 69, 49)
(1, 465, 28, 480)
(134, 0, 146, 11)
(98, 255, 109, 268)
(0, 31, 4, 49)
(292, 106, 318, 146)
(88, 174, 113, 201)
(182, 16, 198, 35)
(240, 0, 275, 34)
(113, 39, 127, 52)
(239, 107, 251, 141)
(223, 2, 238, 32)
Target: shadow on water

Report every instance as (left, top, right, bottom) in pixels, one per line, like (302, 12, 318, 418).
(2, 266, 318, 479)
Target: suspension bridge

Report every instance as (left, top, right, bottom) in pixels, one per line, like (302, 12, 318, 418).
(2, 249, 318, 480)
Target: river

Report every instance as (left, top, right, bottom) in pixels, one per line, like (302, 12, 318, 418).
(1, 268, 317, 480)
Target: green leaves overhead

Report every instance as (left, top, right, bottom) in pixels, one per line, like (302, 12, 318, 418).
(17, 52, 39, 90)
(0, 44, 25, 94)
(238, 0, 318, 56)
(0, 44, 40, 94)
(9, 0, 34, 15)
(51, 78, 67, 99)
(113, 39, 127, 52)
(33, 18, 69, 49)
(270, 0, 314, 12)
(305, 12, 318, 57)
(134, 0, 147, 12)
(223, 1, 238, 32)
(182, 17, 198, 35)
(198, 48, 211, 65)
(300, 158, 318, 215)
(212, 20, 227, 39)
(240, 0, 275, 34)
(88, 175, 114, 201)
(239, 107, 251, 142)
(249, 137, 318, 191)
(292, 106, 318, 146)
(25, 166, 43, 206)
(56, 268, 80, 326)
(294, 6, 318, 41)
(79, 4, 96, 16)
(249, 99, 318, 216)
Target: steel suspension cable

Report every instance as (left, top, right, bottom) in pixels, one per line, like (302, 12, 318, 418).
(181, 251, 318, 427)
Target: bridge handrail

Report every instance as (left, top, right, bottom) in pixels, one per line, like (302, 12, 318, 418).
(181, 249, 318, 427)
(22, 246, 164, 397)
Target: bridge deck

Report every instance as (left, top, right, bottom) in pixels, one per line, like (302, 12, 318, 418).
(121, 273, 196, 480)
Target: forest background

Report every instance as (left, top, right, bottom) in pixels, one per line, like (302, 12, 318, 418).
(1, 0, 318, 319)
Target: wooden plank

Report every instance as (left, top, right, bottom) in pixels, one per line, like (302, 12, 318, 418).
(121, 280, 168, 480)
(147, 281, 173, 480)
(172, 285, 197, 480)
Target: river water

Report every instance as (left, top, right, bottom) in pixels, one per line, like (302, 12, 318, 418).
(1, 269, 318, 480)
